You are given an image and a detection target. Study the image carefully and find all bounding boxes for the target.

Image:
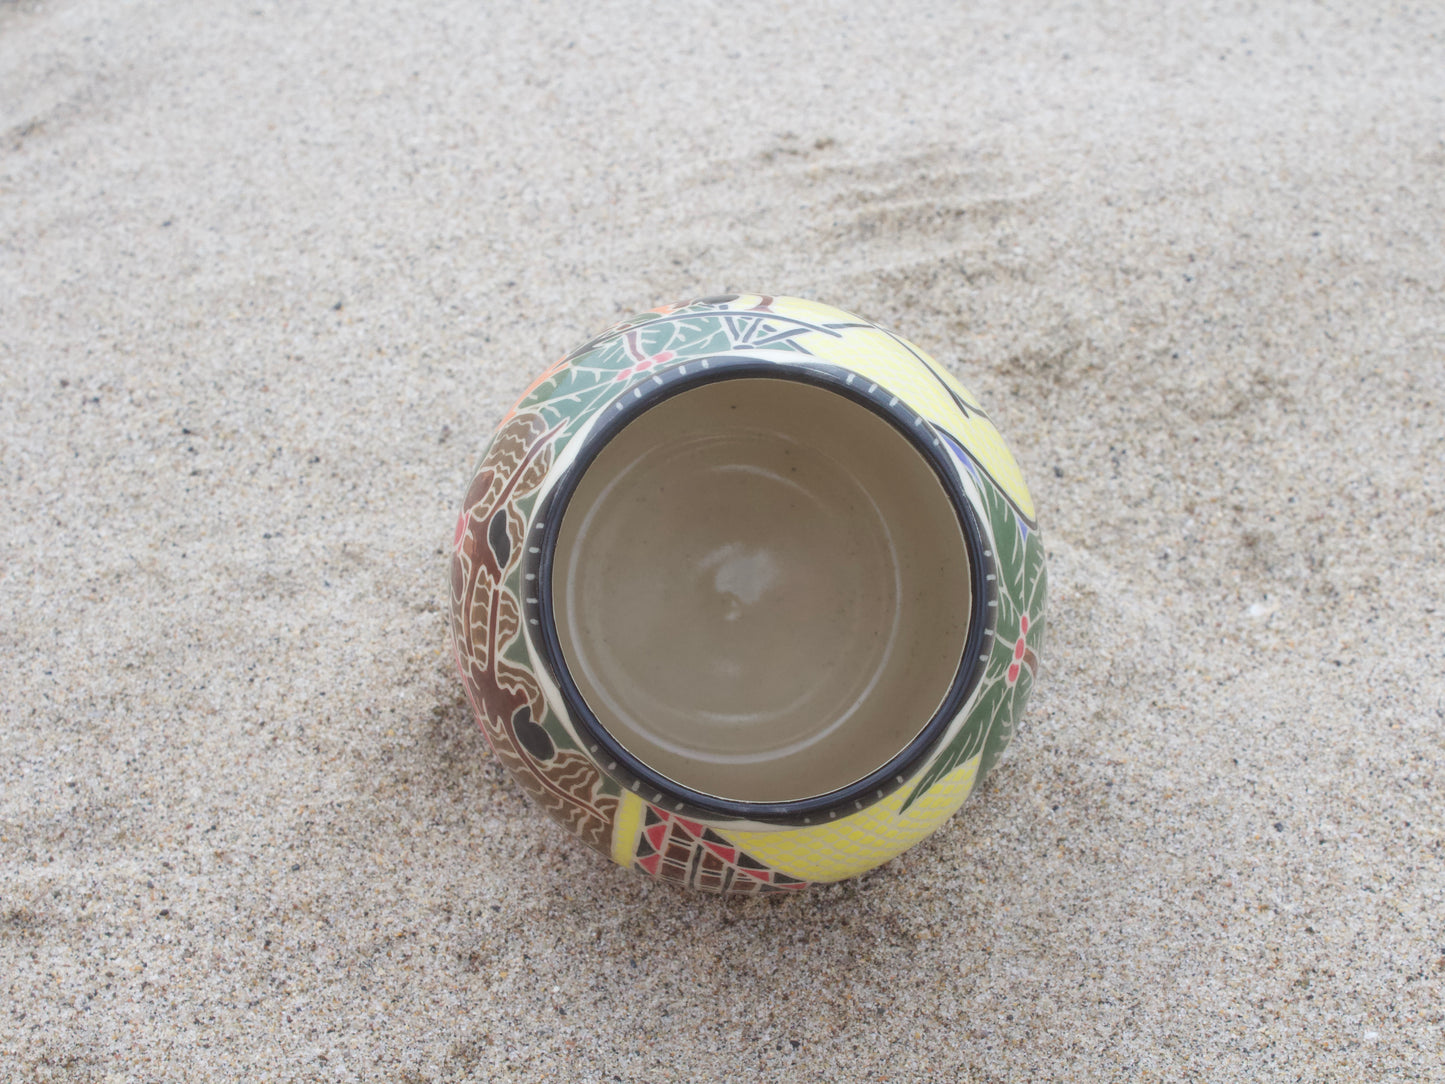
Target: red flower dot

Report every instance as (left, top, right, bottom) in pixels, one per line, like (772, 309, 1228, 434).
(1014, 638, 1026, 661)
(1020, 614, 1030, 635)
(1007, 662, 1020, 684)
(653, 351, 676, 364)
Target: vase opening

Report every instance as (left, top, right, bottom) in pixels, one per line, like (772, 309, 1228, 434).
(549, 373, 972, 805)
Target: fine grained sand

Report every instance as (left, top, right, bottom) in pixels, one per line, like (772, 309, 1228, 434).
(2, 0, 1442, 1079)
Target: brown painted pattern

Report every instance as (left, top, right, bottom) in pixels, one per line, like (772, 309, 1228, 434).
(450, 411, 618, 854)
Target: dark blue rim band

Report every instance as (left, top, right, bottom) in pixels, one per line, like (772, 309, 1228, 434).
(523, 356, 993, 824)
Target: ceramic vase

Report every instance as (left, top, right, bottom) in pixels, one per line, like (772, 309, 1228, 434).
(449, 295, 1045, 893)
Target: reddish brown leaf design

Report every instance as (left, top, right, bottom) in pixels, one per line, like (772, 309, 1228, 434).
(450, 411, 618, 856)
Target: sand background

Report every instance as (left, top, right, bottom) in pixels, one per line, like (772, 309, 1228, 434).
(2, 0, 1443, 1079)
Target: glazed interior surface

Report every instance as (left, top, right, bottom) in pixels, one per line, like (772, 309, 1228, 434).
(552, 376, 971, 804)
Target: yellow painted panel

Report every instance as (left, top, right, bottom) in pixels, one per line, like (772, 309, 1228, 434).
(765, 295, 862, 327)
(720, 753, 982, 883)
(611, 789, 645, 868)
(759, 298, 1035, 521)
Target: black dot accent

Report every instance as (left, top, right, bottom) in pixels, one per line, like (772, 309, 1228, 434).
(643, 806, 663, 827)
(736, 852, 768, 870)
(701, 827, 729, 845)
(512, 704, 554, 760)
(772, 872, 805, 885)
(635, 834, 657, 858)
(487, 508, 511, 567)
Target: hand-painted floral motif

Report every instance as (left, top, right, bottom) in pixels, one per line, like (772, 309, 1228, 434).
(450, 412, 619, 852)
(449, 295, 1044, 892)
(900, 445, 1047, 811)
(628, 803, 807, 894)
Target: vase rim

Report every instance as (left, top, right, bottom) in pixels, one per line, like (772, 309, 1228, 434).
(524, 354, 993, 824)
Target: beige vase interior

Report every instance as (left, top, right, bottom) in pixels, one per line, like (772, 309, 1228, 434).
(552, 376, 972, 804)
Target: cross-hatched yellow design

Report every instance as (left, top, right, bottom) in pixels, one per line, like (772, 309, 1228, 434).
(719, 753, 982, 883)
(759, 298, 1035, 521)
(611, 789, 646, 868)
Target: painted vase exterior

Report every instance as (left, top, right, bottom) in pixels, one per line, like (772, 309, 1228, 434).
(449, 295, 1045, 893)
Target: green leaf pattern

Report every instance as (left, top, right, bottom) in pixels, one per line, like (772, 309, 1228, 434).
(517, 306, 817, 437)
(900, 442, 1047, 812)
